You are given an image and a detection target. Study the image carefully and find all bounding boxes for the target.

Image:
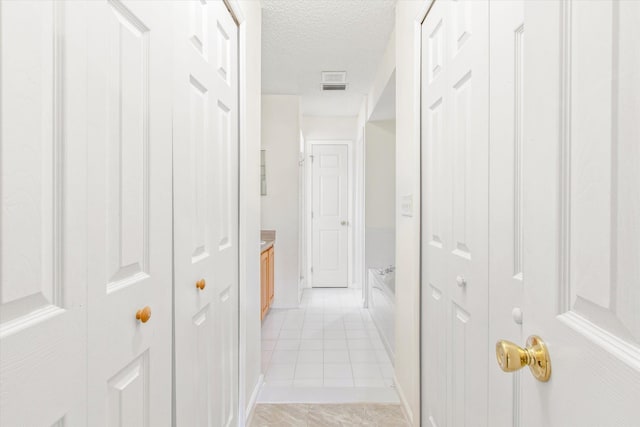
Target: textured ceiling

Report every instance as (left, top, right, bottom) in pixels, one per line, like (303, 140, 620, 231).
(261, 0, 396, 116)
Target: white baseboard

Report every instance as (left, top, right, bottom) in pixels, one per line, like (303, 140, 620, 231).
(245, 374, 264, 426)
(269, 303, 300, 310)
(394, 374, 414, 425)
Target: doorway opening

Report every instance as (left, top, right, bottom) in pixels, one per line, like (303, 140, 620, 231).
(258, 126, 397, 403)
(254, 0, 404, 418)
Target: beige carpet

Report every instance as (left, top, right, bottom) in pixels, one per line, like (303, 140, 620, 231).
(249, 403, 410, 426)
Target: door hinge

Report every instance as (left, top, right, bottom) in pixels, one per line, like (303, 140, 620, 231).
(311, 267, 314, 274)
(309, 155, 314, 163)
(311, 211, 314, 219)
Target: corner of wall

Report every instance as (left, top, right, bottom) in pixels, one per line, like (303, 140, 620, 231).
(237, 1, 262, 425)
(244, 374, 264, 426)
(394, 374, 415, 426)
(261, 95, 302, 309)
(393, 0, 425, 425)
(367, 27, 397, 121)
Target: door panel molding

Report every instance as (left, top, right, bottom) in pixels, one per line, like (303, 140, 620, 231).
(0, 2, 88, 424)
(555, 0, 640, 372)
(523, 0, 640, 423)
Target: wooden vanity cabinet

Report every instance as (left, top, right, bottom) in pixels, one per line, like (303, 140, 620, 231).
(268, 247, 274, 305)
(261, 249, 269, 319)
(261, 246, 274, 320)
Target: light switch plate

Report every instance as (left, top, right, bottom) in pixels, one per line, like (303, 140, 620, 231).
(401, 194, 413, 217)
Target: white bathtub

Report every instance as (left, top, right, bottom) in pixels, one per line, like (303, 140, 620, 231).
(367, 268, 395, 363)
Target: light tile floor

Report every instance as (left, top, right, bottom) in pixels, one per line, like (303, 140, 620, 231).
(261, 289, 394, 391)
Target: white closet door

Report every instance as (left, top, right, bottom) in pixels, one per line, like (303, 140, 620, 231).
(0, 2, 88, 425)
(420, 0, 490, 426)
(420, 3, 452, 423)
(173, 0, 240, 425)
(172, 0, 217, 424)
(86, 1, 173, 425)
(211, 5, 240, 424)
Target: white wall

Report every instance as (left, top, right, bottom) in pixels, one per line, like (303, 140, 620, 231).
(261, 95, 301, 308)
(298, 131, 306, 301)
(237, 0, 262, 421)
(394, 1, 423, 424)
(365, 120, 396, 271)
(351, 4, 420, 421)
(365, 121, 396, 229)
(367, 29, 396, 121)
(356, 103, 368, 292)
(357, 100, 368, 141)
(301, 116, 358, 141)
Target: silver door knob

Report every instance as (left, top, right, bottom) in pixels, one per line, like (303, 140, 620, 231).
(341, 221, 349, 226)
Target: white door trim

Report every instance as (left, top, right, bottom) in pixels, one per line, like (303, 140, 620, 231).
(414, 1, 436, 426)
(305, 140, 355, 288)
(356, 125, 366, 303)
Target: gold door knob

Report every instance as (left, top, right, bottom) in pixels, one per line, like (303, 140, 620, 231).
(496, 335, 551, 382)
(135, 306, 152, 323)
(196, 279, 206, 290)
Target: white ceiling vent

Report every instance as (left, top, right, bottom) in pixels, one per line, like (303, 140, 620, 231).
(321, 71, 347, 91)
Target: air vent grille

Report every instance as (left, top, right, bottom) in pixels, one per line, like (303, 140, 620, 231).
(321, 71, 346, 83)
(321, 83, 347, 91)
(321, 71, 347, 91)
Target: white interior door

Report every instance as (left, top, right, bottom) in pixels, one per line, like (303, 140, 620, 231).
(515, 1, 640, 425)
(420, 0, 490, 425)
(0, 2, 87, 425)
(311, 144, 349, 287)
(487, 1, 525, 426)
(86, 1, 173, 425)
(173, 0, 239, 425)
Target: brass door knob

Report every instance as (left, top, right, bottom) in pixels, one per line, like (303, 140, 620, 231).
(196, 279, 206, 290)
(135, 306, 152, 323)
(496, 335, 551, 382)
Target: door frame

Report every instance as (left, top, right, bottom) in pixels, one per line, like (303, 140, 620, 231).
(305, 140, 356, 289)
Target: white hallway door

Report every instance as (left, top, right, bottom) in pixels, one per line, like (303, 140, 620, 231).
(420, 0, 490, 425)
(421, 1, 640, 426)
(521, 1, 640, 425)
(0, 1, 88, 425)
(173, 0, 240, 426)
(311, 144, 350, 287)
(86, 1, 173, 425)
